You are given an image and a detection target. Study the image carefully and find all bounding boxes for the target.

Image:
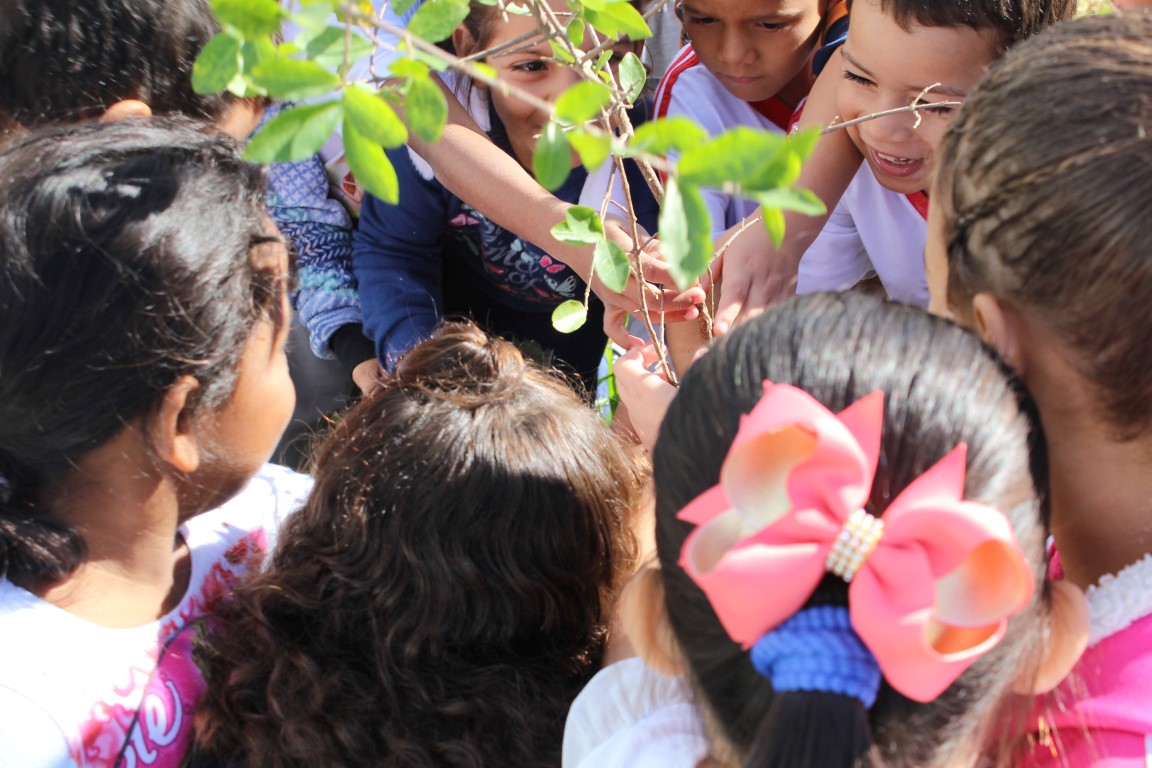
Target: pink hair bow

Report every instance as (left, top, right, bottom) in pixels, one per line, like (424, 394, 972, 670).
(678, 382, 1034, 702)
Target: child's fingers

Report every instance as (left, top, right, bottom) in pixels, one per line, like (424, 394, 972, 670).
(613, 345, 677, 451)
(603, 307, 646, 349)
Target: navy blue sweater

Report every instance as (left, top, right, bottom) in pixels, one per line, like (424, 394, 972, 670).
(351, 104, 658, 369)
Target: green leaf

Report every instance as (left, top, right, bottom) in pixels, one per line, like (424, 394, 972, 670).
(391, 0, 421, 14)
(759, 146, 804, 188)
(754, 187, 827, 217)
(287, 3, 332, 37)
(388, 58, 430, 79)
(550, 39, 577, 64)
(245, 101, 343, 164)
(788, 127, 821, 161)
(567, 129, 611, 169)
(404, 75, 448, 142)
(554, 81, 612, 124)
(762, 207, 786, 248)
(408, 0, 470, 43)
(629, 117, 708, 156)
(343, 85, 408, 147)
(658, 177, 713, 290)
(551, 206, 604, 246)
(304, 26, 375, 72)
(212, 0, 284, 38)
(595, 50, 613, 74)
(249, 57, 341, 99)
(473, 62, 497, 81)
(343, 118, 400, 203)
(584, 1, 652, 41)
(567, 16, 586, 46)
(593, 240, 630, 292)
(552, 300, 589, 333)
(678, 127, 787, 189)
(533, 122, 572, 191)
(192, 32, 242, 95)
(618, 52, 646, 106)
(411, 49, 451, 72)
(241, 36, 279, 71)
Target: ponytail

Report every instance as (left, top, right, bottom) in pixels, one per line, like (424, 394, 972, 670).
(741, 605, 878, 768)
(0, 462, 85, 582)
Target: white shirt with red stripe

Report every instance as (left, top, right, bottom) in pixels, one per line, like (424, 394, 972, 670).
(796, 165, 930, 308)
(652, 44, 793, 238)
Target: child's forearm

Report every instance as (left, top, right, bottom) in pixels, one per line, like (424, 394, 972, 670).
(404, 77, 596, 276)
(713, 49, 862, 332)
(402, 76, 705, 327)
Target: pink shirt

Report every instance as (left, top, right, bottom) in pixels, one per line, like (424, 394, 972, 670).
(1024, 555, 1152, 767)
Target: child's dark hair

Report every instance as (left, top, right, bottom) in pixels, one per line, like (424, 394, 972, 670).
(0, 117, 279, 584)
(0, 0, 239, 127)
(652, 292, 1050, 768)
(846, 0, 1074, 50)
(936, 14, 1152, 440)
(195, 322, 643, 768)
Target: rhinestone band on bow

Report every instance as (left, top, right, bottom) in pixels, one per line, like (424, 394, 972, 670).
(825, 508, 885, 582)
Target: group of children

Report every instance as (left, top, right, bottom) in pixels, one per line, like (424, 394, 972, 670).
(0, 0, 1151, 766)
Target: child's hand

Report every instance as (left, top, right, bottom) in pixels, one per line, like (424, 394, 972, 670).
(352, 358, 386, 396)
(599, 220, 706, 348)
(709, 220, 801, 335)
(614, 344, 678, 451)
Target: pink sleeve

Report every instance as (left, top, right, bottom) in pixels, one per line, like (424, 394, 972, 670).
(1023, 728, 1149, 767)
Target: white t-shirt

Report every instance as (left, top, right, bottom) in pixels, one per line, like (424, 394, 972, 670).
(796, 165, 930, 307)
(652, 44, 792, 238)
(0, 464, 311, 768)
(562, 658, 709, 768)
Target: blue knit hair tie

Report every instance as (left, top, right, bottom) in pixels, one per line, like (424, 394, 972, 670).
(749, 605, 882, 708)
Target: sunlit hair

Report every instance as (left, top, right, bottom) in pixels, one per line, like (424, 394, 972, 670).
(0, 0, 240, 128)
(936, 14, 1152, 439)
(196, 322, 643, 768)
(0, 118, 277, 584)
(845, 0, 1074, 50)
(653, 292, 1051, 768)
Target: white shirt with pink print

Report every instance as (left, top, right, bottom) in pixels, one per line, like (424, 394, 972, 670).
(0, 464, 311, 768)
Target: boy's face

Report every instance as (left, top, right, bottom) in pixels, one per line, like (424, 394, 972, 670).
(837, 0, 999, 195)
(681, 0, 826, 105)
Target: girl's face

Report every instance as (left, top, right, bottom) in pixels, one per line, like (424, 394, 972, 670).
(837, 0, 999, 195)
(194, 230, 295, 508)
(481, 1, 631, 167)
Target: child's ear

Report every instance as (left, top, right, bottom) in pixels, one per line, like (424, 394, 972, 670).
(101, 99, 153, 122)
(971, 292, 1026, 374)
(619, 565, 688, 677)
(1012, 579, 1089, 694)
(150, 375, 202, 475)
(452, 25, 478, 61)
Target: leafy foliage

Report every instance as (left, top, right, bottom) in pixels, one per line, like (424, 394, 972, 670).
(194, 0, 825, 328)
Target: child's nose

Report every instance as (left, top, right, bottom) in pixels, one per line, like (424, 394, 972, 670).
(870, 108, 920, 143)
(717, 29, 754, 66)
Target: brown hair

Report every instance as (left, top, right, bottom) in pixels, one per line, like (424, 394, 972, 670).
(653, 292, 1050, 768)
(936, 14, 1152, 438)
(846, 0, 1074, 50)
(0, 118, 277, 584)
(196, 322, 643, 768)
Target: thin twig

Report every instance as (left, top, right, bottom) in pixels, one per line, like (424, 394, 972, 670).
(822, 83, 960, 134)
(714, 215, 763, 261)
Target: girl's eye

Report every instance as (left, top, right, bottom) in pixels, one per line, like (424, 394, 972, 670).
(512, 60, 548, 73)
(685, 15, 717, 25)
(757, 21, 788, 31)
(842, 69, 873, 87)
(919, 103, 956, 116)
